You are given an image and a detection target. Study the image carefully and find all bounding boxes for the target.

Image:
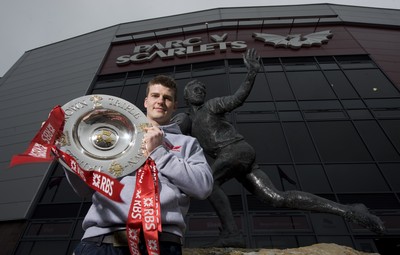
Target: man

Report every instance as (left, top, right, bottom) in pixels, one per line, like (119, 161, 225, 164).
(66, 75, 214, 255)
(173, 48, 385, 247)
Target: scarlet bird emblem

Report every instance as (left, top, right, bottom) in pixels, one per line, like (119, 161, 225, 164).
(253, 30, 333, 49)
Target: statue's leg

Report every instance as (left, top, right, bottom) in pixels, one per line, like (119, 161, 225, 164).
(205, 144, 255, 247)
(241, 167, 385, 234)
(208, 183, 238, 235)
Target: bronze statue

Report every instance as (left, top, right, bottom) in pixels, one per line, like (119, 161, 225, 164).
(172, 48, 385, 247)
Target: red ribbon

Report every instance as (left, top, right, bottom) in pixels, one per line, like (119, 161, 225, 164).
(10, 106, 65, 166)
(10, 105, 163, 254)
(9, 105, 125, 202)
(127, 158, 162, 255)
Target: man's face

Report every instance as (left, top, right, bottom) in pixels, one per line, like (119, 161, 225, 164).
(144, 84, 177, 125)
(186, 83, 206, 106)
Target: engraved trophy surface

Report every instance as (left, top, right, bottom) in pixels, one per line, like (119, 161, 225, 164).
(58, 95, 148, 178)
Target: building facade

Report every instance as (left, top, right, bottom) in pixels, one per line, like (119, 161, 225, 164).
(0, 4, 400, 255)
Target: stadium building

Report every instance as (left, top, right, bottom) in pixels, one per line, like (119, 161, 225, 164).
(0, 4, 399, 254)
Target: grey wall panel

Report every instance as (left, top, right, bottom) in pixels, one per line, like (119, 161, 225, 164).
(0, 163, 48, 182)
(0, 202, 32, 221)
(331, 5, 400, 26)
(0, 26, 118, 221)
(115, 4, 400, 40)
(116, 5, 337, 37)
(0, 173, 46, 221)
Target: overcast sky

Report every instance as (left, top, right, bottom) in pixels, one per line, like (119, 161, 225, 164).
(1, 0, 399, 77)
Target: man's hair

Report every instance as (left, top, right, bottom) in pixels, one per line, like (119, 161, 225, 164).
(147, 75, 177, 101)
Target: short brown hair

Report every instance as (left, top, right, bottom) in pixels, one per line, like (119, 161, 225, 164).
(147, 75, 177, 101)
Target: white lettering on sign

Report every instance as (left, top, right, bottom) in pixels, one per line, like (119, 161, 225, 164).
(116, 34, 247, 65)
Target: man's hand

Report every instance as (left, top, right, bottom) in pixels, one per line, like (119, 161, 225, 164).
(243, 48, 261, 73)
(143, 126, 164, 156)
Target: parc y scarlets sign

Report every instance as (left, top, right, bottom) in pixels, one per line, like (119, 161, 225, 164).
(110, 30, 333, 69)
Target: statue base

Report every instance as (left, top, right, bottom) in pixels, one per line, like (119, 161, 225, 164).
(183, 243, 380, 255)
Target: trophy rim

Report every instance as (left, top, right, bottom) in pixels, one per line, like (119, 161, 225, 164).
(58, 94, 148, 178)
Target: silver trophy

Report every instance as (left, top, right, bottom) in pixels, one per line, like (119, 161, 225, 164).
(58, 94, 149, 178)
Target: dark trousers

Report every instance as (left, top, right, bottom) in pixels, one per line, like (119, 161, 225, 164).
(73, 240, 182, 255)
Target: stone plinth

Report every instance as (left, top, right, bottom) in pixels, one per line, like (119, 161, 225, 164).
(183, 243, 380, 255)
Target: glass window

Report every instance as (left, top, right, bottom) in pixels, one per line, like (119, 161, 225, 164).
(143, 66, 174, 78)
(286, 71, 336, 100)
(263, 58, 283, 72)
(252, 215, 310, 230)
(324, 70, 359, 99)
(381, 164, 400, 191)
(270, 235, 299, 249)
(229, 73, 272, 101)
(228, 58, 247, 73)
(238, 102, 275, 112)
(95, 73, 126, 89)
(174, 68, 191, 79)
(296, 165, 333, 193)
(310, 213, 348, 235)
(282, 57, 319, 71)
(308, 121, 372, 162)
(14, 242, 33, 255)
(282, 122, 319, 163)
(338, 193, 400, 209)
(276, 101, 298, 111)
(347, 110, 372, 119)
(193, 74, 230, 100)
(297, 236, 317, 247)
(252, 236, 272, 248)
(125, 71, 142, 85)
(26, 222, 73, 237)
(236, 112, 278, 122)
(298, 100, 342, 110)
(316, 56, 339, 70)
(277, 165, 299, 191)
(278, 111, 303, 121)
(365, 98, 400, 108)
(28, 241, 69, 255)
(304, 110, 347, 120)
(373, 109, 400, 118)
(192, 60, 225, 76)
(32, 204, 81, 219)
(336, 55, 376, 69)
(342, 99, 366, 109)
(91, 86, 123, 97)
(187, 216, 223, 232)
(40, 177, 82, 203)
(380, 120, 400, 152)
(266, 72, 295, 101)
(325, 164, 390, 193)
(345, 69, 400, 98)
(120, 85, 140, 105)
(354, 120, 400, 161)
(237, 123, 292, 163)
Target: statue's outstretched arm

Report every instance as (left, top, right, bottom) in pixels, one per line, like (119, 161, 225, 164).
(211, 48, 261, 114)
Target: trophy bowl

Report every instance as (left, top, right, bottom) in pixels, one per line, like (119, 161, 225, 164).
(58, 94, 149, 178)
